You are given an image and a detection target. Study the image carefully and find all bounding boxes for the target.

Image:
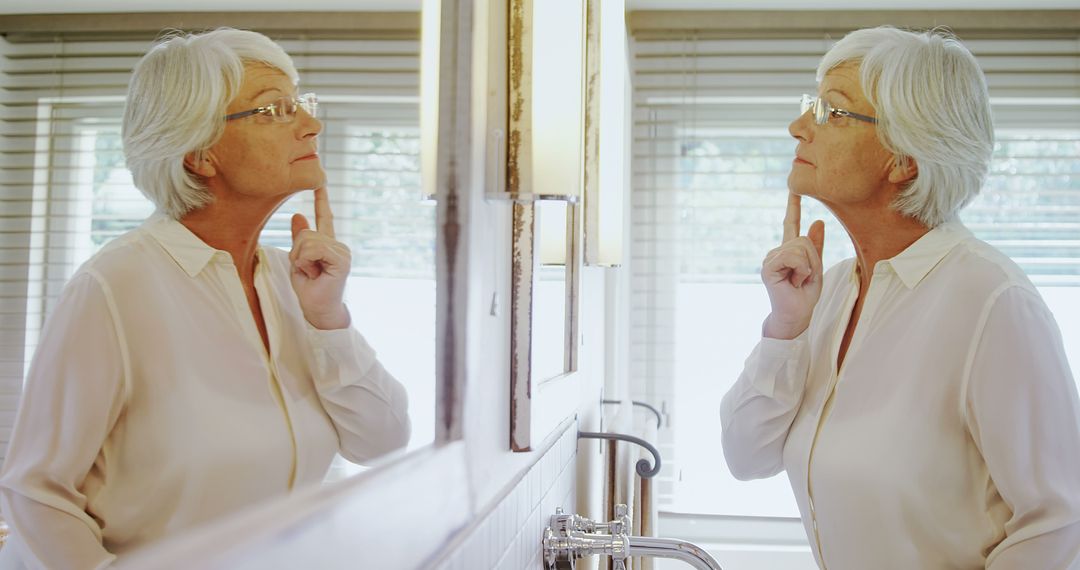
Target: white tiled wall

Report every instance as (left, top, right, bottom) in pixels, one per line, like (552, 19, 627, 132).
(435, 425, 578, 570)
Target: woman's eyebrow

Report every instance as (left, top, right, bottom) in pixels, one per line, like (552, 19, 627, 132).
(247, 86, 284, 103)
(825, 88, 853, 103)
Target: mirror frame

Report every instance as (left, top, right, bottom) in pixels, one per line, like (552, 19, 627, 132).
(431, 0, 470, 444)
(505, 0, 589, 452)
(509, 200, 581, 451)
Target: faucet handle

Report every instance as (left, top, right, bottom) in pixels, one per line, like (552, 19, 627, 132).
(542, 527, 577, 570)
(610, 504, 633, 535)
(550, 510, 574, 536)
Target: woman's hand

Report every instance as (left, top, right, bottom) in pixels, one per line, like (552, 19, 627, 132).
(289, 187, 352, 330)
(761, 193, 825, 339)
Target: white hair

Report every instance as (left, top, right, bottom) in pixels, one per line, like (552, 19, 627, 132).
(818, 26, 994, 228)
(122, 28, 299, 219)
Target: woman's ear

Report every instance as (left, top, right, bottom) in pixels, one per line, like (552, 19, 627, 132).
(183, 151, 216, 178)
(887, 155, 918, 185)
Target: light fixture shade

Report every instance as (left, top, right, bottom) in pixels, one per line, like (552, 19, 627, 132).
(508, 0, 585, 201)
(583, 0, 626, 266)
(420, 0, 441, 200)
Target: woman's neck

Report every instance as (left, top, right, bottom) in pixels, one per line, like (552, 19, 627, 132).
(834, 204, 931, 289)
(179, 194, 284, 282)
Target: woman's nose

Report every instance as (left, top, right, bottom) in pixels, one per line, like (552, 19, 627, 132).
(789, 111, 812, 142)
(297, 109, 322, 139)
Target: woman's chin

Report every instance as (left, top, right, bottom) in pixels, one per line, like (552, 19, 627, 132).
(786, 178, 813, 197)
(293, 173, 327, 192)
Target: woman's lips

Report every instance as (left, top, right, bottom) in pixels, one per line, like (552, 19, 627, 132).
(294, 153, 319, 162)
(793, 156, 813, 166)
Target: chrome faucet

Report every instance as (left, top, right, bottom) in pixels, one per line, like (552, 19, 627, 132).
(542, 505, 723, 570)
(555, 504, 632, 535)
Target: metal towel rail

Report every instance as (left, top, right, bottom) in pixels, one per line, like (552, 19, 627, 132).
(577, 431, 661, 478)
(601, 399, 663, 429)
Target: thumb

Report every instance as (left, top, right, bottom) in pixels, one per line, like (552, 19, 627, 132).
(808, 219, 825, 259)
(291, 213, 310, 243)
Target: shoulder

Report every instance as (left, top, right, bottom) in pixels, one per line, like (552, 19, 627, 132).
(75, 225, 159, 285)
(951, 235, 1035, 291)
(937, 234, 1041, 311)
(59, 229, 159, 303)
(937, 235, 1061, 348)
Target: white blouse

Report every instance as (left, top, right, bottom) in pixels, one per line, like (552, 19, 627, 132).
(0, 215, 411, 569)
(721, 221, 1080, 569)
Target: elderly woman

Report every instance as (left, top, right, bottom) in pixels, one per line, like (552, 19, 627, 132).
(0, 29, 410, 568)
(720, 27, 1080, 568)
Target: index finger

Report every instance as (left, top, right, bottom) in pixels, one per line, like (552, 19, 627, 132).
(313, 186, 335, 239)
(782, 192, 801, 242)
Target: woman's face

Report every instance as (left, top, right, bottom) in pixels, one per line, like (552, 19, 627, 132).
(205, 65, 324, 202)
(787, 63, 896, 212)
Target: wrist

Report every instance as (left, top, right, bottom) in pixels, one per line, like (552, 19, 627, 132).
(762, 314, 808, 340)
(306, 304, 351, 330)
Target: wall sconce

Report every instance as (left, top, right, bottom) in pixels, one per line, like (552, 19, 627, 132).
(582, 0, 626, 267)
(420, 0, 440, 201)
(507, 0, 586, 202)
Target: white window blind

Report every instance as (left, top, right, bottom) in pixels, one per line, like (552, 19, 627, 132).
(629, 27, 1080, 521)
(0, 19, 435, 465)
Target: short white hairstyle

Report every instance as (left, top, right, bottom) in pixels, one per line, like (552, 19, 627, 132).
(122, 28, 299, 219)
(818, 26, 994, 228)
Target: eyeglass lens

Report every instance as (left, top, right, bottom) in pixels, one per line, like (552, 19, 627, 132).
(269, 94, 317, 121)
(799, 95, 830, 125)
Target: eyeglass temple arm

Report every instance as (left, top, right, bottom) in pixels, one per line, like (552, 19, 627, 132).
(225, 108, 263, 121)
(835, 109, 878, 124)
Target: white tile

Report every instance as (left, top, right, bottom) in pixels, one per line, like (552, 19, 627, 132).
(437, 437, 578, 569)
(539, 454, 550, 494)
(494, 501, 506, 561)
(463, 522, 481, 569)
(516, 538, 526, 570)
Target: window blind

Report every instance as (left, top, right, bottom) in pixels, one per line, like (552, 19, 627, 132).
(627, 17, 1080, 512)
(633, 35, 1080, 280)
(0, 16, 427, 463)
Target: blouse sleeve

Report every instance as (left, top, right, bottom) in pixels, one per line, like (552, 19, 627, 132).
(0, 271, 126, 570)
(306, 324, 411, 463)
(965, 285, 1080, 569)
(719, 333, 811, 480)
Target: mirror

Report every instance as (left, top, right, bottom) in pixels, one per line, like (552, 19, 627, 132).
(310, 8, 438, 475)
(0, 11, 439, 486)
(532, 200, 573, 381)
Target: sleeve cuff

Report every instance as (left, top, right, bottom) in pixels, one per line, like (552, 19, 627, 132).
(307, 326, 378, 390)
(758, 330, 807, 357)
(748, 331, 809, 398)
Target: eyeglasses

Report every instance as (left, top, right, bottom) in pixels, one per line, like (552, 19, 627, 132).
(225, 93, 318, 123)
(800, 94, 877, 126)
